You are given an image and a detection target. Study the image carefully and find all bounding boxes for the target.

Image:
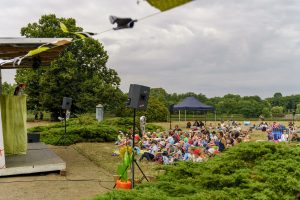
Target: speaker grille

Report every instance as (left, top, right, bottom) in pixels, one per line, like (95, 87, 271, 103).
(127, 84, 150, 109)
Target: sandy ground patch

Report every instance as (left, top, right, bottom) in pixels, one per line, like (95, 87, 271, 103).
(0, 145, 114, 200)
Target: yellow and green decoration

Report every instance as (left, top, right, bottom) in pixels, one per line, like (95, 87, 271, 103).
(146, 0, 194, 12)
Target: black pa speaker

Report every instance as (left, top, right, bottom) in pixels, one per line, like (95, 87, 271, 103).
(62, 97, 72, 110)
(127, 84, 150, 110)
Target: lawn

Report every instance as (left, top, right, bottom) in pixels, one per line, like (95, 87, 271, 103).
(25, 119, 300, 199)
(74, 142, 163, 182)
(152, 120, 300, 142)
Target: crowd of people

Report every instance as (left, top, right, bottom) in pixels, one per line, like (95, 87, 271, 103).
(114, 119, 300, 165)
(115, 120, 250, 165)
(256, 121, 299, 142)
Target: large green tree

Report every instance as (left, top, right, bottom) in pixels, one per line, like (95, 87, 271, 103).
(15, 14, 123, 118)
(271, 106, 284, 117)
(238, 100, 263, 118)
(142, 97, 168, 122)
(150, 88, 169, 106)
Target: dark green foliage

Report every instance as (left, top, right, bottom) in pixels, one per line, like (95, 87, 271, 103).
(102, 117, 163, 132)
(28, 116, 163, 145)
(95, 142, 300, 200)
(21, 14, 82, 38)
(141, 97, 169, 122)
(114, 95, 169, 122)
(261, 107, 271, 118)
(271, 106, 285, 117)
(16, 14, 123, 115)
(2, 82, 16, 95)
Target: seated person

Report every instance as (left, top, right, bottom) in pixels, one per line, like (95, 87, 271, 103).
(291, 133, 300, 142)
(173, 125, 182, 132)
(214, 132, 226, 152)
(193, 120, 200, 127)
(173, 144, 183, 161)
(199, 121, 205, 128)
(115, 131, 125, 145)
(192, 149, 204, 162)
(183, 147, 192, 161)
(58, 110, 71, 121)
(162, 151, 170, 165)
(186, 121, 192, 128)
(139, 140, 158, 161)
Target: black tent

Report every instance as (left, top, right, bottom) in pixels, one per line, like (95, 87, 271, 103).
(173, 96, 215, 121)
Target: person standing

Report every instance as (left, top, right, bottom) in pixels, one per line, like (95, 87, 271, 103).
(13, 83, 26, 96)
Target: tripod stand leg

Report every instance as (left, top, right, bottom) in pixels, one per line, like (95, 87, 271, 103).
(55, 113, 72, 145)
(134, 160, 149, 182)
(112, 159, 149, 189)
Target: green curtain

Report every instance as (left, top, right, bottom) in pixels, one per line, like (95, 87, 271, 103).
(1, 95, 27, 155)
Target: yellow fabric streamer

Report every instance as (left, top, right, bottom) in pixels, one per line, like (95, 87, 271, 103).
(146, 0, 193, 11)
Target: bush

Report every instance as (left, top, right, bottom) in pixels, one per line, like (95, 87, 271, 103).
(103, 117, 163, 133)
(94, 142, 300, 200)
(29, 116, 163, 145)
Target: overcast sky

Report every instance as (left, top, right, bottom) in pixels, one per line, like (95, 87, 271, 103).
(1, 0, 300, 98)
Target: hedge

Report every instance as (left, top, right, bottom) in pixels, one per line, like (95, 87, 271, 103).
(28, 116, 162, 145)
(94, 142, 300, 200)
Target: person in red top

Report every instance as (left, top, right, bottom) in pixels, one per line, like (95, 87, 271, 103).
(134, 134, 140, 142)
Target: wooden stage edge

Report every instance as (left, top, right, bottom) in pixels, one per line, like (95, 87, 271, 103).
(0, 143, 66, 176)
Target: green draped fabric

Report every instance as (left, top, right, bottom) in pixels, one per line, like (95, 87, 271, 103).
(1, 95, 27, 155)
(146, 0, 193, 11)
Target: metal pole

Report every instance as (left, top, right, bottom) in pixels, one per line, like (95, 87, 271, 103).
(132, 108, 136, 189)
(64, 110, 67, 138)
(0, 68, 2, 95)
(169, 112, 172, 130)
(214, 110, 217, 122)
(293, 111, 295, 125)
(0, 67, 5, 169)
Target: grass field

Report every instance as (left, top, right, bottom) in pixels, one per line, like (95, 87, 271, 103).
(152, 120, 300, 142)
(74, 142, 162, 182)
(72, 121, 291, 184)
(26, 120, 299, 183)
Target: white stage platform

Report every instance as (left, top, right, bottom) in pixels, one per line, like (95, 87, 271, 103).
(0, 143, 66, 176)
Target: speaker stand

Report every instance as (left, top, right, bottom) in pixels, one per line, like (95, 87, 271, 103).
(131, 108, 148, 188)
(169, 112, 172, 130)
(132, 108, 136, 188)
(112, 108, 149, 189)
(56, 110, 72, 145)
(113, 158, 149, 189)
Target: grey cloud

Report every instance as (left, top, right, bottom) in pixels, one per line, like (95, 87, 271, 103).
(2, 0, 300, 98)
